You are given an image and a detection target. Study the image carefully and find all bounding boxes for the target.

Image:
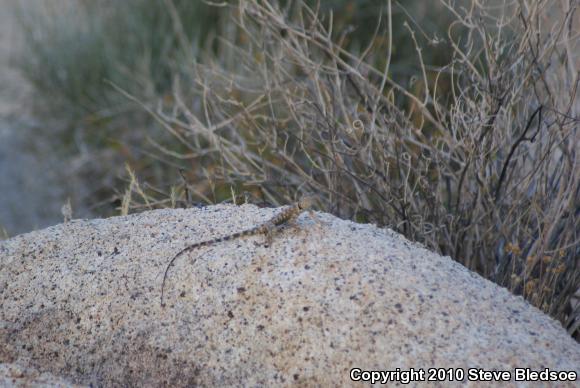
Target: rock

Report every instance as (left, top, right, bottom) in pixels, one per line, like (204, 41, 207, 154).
(1, 204, 579, 386)
(0, 361, 82, 387)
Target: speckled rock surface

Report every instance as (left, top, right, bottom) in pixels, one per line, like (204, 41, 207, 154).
(0, 362, 83, 387)
(1, 204, 579, 386)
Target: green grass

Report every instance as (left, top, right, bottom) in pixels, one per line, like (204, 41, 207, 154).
(16, 0, 218, 123)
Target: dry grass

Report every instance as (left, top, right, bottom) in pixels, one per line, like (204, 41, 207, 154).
(123, 0, 579, 337)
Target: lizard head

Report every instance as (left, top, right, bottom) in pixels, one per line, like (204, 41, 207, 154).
(297, 195, 316, 210)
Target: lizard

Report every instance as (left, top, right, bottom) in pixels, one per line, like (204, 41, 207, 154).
(160, 195, 316, 307)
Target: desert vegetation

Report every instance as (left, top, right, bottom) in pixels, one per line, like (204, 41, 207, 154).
(16, 0, 580, 338)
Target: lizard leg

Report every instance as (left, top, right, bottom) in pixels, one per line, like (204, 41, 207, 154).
(283, 211, 324, 234)
(262, 221, 276, 247)
(307, 210, 325, 229)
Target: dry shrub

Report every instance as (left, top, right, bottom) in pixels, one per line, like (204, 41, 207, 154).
(136, 0, 579, 337)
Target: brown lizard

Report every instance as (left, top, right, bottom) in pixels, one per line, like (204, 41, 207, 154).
(160, 196, 316, 307)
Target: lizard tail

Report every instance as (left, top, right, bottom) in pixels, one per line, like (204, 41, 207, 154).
(160, 227, 260, 307)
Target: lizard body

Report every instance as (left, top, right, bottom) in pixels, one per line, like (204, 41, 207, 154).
(160, 196, 315, 306)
